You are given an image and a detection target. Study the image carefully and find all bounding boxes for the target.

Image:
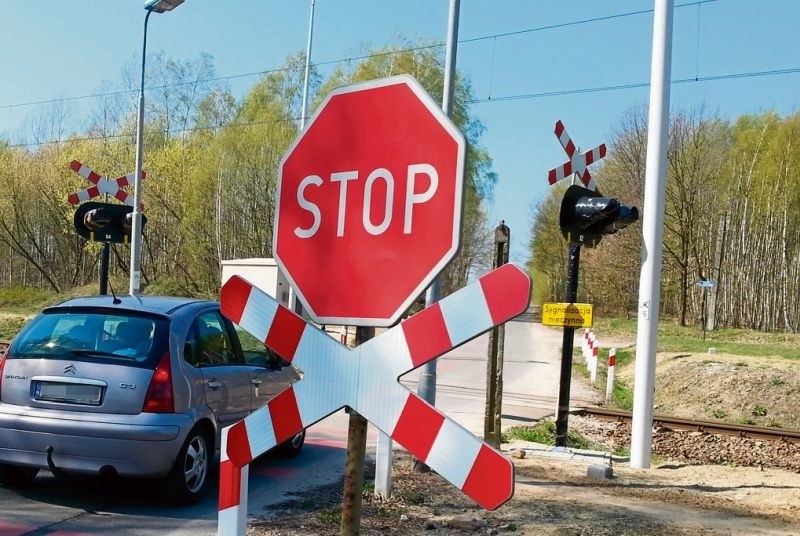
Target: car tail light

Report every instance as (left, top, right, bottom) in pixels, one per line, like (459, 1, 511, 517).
(142, 350, 174, 413)
(0, 353, 7, 401)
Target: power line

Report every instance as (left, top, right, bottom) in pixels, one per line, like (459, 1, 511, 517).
(467, 66, 800, 104)
(9, 63, 798, 150)
(0, 0, 716, 111)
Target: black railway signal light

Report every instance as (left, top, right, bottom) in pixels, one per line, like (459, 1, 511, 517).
(73, 202, 146, 244)
(559, 185, 638, 247)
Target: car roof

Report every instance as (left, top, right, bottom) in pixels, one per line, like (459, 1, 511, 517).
(46, 295, 217, 317)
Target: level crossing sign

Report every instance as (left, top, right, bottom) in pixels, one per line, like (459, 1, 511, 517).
(547, 120, 605, 192)
(218, 264, 531, 531)
(67, 160, 144, 207)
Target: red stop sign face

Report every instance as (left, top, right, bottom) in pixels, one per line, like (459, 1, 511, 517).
(274, 75, 465, 326)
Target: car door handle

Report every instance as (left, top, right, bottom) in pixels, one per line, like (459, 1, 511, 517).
(207, 379, 222, 389)
(251, 378, 262, 386)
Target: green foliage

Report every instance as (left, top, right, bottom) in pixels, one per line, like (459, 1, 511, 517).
(528, 108, 800, 333)
(398, 489, 426, 505)
(0, 315, 30, 341)
(751, 404, 768, 417)
(506, 419, 590, 449)
(0, 286, 54, 310)
(712, 409, 727, 419)
(316, 508, 341, 525)
(591, 317, 800, 361)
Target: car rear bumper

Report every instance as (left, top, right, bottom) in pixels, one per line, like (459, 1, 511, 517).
(0, 404, 194, 478)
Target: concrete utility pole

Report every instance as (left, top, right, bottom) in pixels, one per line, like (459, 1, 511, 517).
(414, 0, 460, 472)
(630, 0, 674, 469)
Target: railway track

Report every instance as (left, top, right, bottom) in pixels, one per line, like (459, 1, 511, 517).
(579, 406, 800, 444)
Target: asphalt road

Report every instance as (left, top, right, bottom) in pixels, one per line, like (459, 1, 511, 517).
(0, 318, 594, 535)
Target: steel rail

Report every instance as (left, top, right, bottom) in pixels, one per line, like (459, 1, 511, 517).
(579, 406, 800, 444)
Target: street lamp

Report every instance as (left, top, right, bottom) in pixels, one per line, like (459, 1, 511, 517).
(129, 0, 185, 295)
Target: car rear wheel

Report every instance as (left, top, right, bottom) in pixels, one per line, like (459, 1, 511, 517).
(161, 427, 211, 504)
(0, 464, 39, 487)
(276, 429, 305, 458)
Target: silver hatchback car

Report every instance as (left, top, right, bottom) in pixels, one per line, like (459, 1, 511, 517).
(0, 294, 303, 503)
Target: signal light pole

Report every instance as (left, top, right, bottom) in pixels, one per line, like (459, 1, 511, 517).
(554, 184, 639, 447)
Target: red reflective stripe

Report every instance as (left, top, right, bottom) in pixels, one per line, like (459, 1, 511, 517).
(265, 306, 306, 362)
(218, 459, 241, 510)
(461, 444, 514, 510)
(114, 190, 128, 202)
(220, 276, 252, 324)
(87, 170, 101, 184)
(479, 264, 531, 324)
(547, 169, 558, 184)
(269, 387, 303, 444)
(554, 120, 564, 137)
(391, 393, 444, 461)
(116, 176, 129, 188)
(401, 303, 451, 367)
(69, 160, 82, 173)
(87, 186, 100, 198)
(226, 421, 253, 468)
(67, 193, 79, 205)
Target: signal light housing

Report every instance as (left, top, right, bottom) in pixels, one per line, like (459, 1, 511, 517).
(73, 201, 146, 244)
(559, 185, 639, 247)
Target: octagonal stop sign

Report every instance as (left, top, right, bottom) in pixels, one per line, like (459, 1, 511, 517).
(274, 75, 465, 326)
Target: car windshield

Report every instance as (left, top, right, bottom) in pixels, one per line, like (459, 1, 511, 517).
(10, 310, 163, 364)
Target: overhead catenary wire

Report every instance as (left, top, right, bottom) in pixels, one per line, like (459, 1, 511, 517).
(0, 0, 717, 112)
(7, 63, 799, 150)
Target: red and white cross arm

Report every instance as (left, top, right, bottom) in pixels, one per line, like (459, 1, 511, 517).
(554, 120, 598, 190)
(217, 263, 530, 525)
(67, 160, 144, 206)
(547, 143, 605, 191)
(554, 120, 577, 158)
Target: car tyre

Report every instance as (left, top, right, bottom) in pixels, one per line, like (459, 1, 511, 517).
(161, 426, 211, 504)
(275, 429, 306, 458)
(0, 464, 39, 487)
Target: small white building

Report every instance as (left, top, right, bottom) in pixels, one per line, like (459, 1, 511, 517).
(220, 258, 290, 307)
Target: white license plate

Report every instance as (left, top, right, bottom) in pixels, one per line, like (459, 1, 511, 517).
(34, 382, 103, 405)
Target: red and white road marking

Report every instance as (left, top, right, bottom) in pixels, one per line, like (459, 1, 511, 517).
(217, 264, 531, 533)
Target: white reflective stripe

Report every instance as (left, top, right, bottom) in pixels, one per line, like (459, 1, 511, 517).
(73, 189, 92, 202)
(218, 506, 243, 535)
(243, 407, 277, 457)
(356, 359, 408, 435)
(239, 290, 278, 343)
(439, 281, 491, 345)
(425, 417, 482, 488)
(291, 327, 353, 425)
(97, 178, 115, 195)
(364, 324, 413, 377)
(558, 132, 573, 155)
(220, 425, 232, 463)
(77, 164, 92, 180)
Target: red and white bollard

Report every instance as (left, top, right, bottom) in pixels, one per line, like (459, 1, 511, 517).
(590, 336, 599, 383)
(605, 347, 617, 400)
(581, 328, 590, 362)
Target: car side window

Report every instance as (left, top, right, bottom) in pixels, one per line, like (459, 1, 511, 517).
(194, 312, 240, 367)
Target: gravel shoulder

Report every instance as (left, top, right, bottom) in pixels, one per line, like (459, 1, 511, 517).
(249, 443, 800, 536)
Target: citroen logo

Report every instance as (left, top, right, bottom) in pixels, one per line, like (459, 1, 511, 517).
(64, 364, 77, 375)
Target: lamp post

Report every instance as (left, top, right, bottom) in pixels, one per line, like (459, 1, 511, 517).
(129, 0, 185, 295)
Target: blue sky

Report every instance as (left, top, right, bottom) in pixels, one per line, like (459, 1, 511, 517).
(2, 0, 799, 265)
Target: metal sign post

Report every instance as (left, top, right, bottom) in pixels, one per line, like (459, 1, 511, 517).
(554, 241, 582, 447)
